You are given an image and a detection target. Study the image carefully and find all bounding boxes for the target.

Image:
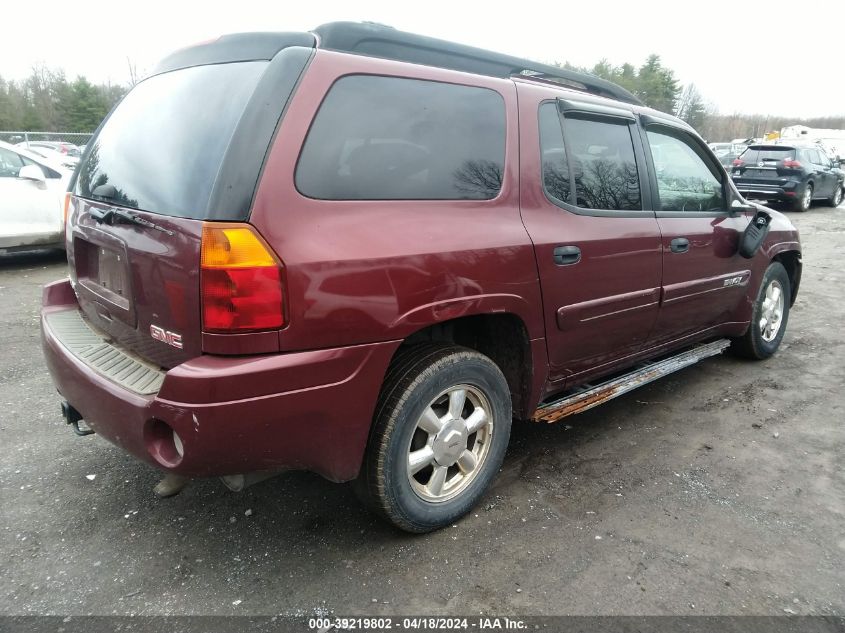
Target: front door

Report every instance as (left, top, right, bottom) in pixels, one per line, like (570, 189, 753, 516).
(640, 124, 751, 346)
(517, 84, 663, 386)
(0, 147, 62, 249)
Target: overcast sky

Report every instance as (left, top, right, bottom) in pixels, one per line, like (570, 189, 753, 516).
(3, 0, 844, 118)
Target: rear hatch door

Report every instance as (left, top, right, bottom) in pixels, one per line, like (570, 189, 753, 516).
(732, 146, 796, 186)
(66, 48, 309, 368)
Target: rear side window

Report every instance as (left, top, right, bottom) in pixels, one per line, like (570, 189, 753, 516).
(539, 103, 571, 203)
(538, 105, 641, 211)
(75, 61, 268, 218)
(568, 118, 641, 211)
(296, 76, 506, 200)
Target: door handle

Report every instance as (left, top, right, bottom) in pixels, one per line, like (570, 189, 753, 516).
(553, 245, 581, 266)
(670, 237, 690, 253)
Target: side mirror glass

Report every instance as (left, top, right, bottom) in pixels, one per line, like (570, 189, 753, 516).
(18, 164, 46, 183)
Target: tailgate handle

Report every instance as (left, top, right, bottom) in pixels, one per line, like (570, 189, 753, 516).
(553, 245, 581, 266)
(670, 237, 690, 253)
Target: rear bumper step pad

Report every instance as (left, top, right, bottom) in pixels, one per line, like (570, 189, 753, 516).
(44, 309, 165, 395)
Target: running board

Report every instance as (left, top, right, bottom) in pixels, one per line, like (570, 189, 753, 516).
(532, 339, 731, 423)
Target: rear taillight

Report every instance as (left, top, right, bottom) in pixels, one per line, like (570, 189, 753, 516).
(62, 192, 72, 231)
(732, 158, 744, 167)
(200, 223, 285, 333)
(782, 159, 802, 168)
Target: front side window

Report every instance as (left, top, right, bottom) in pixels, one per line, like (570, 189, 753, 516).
(296, 76, 506, 200)
(647, 129, 725, 212)
(566, 118, 642, 211)
(0, 147, 23, 178)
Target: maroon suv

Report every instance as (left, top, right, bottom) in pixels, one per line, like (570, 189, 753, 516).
(41, 22, 802, 532)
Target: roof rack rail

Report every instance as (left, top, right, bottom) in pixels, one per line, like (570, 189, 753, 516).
(312, 22, 642, 106)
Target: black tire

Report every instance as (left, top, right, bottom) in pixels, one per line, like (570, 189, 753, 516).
(828, 183, 843, 208)
(358, 344, 512, 533)
(730, 262, 791, 360)
(794, 183, 813, 212)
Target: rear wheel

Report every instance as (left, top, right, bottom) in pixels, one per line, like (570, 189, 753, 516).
(794, 183, 813, 212)
(828, 183, 843, 208)
(358, 345, 511, 532)
(730, 261, 790, 360)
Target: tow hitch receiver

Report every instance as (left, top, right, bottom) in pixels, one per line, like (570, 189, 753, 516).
(61, 401, 94, 436)
(533, 339, 731, 423)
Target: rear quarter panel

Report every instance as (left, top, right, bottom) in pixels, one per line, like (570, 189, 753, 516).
(250, 50, 543, 352)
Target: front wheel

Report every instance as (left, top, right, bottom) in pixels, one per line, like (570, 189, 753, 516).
(730, 262, 791, 360)
(358, 345, 512, 532)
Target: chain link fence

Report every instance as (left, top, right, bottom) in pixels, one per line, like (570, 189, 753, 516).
(0, 131, 94, 149)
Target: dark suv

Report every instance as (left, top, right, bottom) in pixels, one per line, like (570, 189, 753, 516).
(731, 143, 844, 211)
(41, 22, 802, 532)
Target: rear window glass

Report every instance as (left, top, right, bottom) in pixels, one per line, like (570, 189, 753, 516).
(741, 147, 795, 163)
(75, 61, 267, 218)
(295, 75, 506, 200)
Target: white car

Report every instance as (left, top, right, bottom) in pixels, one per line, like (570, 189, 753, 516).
(0, 140, 71, 253)
(14, 141, 79, 171)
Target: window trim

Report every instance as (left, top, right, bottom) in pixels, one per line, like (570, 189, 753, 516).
(537, 100, 654, 218)
(293, 72, 508, 202)
(637, 118, 730, 218)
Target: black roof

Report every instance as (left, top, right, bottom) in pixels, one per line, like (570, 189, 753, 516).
(313, 22, 642, 106)
(149, 22, 642, 107)
(153, 32, 316, 75)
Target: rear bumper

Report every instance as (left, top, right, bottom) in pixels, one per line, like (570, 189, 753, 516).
(41, 278, 398, 481)
(733, 180, 801, 202)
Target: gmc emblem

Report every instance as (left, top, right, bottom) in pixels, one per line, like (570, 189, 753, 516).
(150, 324, 183, 349)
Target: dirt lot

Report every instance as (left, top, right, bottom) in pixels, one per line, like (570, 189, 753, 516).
(1, 202, 843, 618)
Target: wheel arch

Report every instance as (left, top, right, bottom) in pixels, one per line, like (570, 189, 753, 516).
(396, 312, 536, 420)
(771, 249, 802, 306)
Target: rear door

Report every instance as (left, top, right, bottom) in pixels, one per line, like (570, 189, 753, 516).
(517, 84, 662, 385)
(67, 46, 311, 368)
(806, 148, 835, 197)
(640, 121, 751, 346)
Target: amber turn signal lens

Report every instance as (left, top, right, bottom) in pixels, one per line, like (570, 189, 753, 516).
(200, 223, 285, 333)
(62, 192, 72, 228)
(201, 225, 279, 268)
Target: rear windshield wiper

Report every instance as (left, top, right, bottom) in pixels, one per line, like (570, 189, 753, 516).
(89, 187, 174, 235)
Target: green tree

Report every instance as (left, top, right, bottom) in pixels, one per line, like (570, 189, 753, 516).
(0, 67, 127, 133)
(60, 77, 109, 132)
(676, 84, 707, 131)
(636, 54, 679, 113)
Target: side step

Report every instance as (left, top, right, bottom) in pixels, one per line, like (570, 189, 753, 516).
(532, 339, 731, 423)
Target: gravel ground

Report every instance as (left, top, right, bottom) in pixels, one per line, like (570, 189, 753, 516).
(1, 202, 843, 617)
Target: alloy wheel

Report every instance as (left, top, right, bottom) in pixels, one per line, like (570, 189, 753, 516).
(802, 186, 812, 210)
(406, 384, 494, 503)
(759, 279, 785, 343)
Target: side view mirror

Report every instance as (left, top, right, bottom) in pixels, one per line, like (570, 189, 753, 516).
(730, 198, 756, 215)
(738, 209, 772, 259)
(18, 164, 46, 184)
